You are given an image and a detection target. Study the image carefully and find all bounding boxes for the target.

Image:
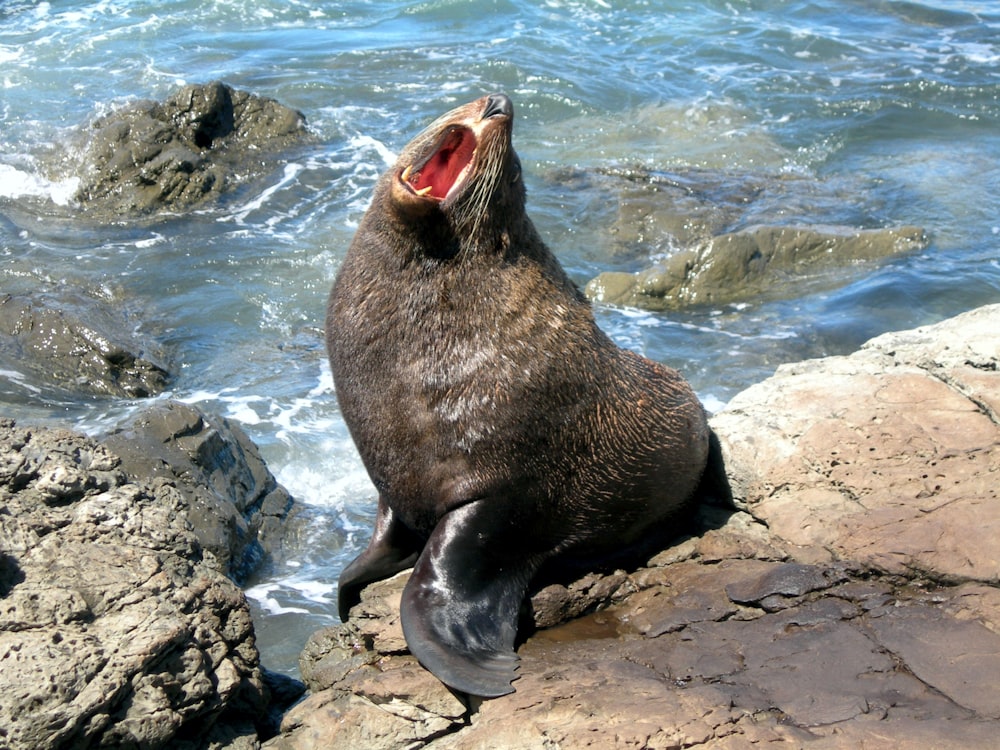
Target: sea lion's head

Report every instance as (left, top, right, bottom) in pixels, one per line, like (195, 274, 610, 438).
(383, 93, 524, 255)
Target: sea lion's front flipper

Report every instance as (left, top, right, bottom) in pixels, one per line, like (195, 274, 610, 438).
(400, 500, 536, 698)
(338, 495, 422, 621)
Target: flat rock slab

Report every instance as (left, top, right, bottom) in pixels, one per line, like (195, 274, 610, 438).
(714, 303, 1000, 582)
(266, 304, 1000, 749)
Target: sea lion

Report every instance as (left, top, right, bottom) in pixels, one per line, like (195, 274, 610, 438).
(326, 93, 712, 697)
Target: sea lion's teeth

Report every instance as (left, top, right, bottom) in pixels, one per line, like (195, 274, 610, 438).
(401, 165, 413, 182)
(415, 185, 433, 197)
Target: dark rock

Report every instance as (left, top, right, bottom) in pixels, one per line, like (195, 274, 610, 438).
(725, 562, 851, 607)
(866, 604, 1000, 719)
(258, 668, 307, 740)
(71, 81, 311, 220)
(527, 570, 635, 630)
(101, 400, 295, 583)
(0, 291, 170, 400)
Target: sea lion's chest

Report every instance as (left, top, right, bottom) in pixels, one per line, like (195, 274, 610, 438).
(391, 272, 544, 448)
(330, 259, 566, 512)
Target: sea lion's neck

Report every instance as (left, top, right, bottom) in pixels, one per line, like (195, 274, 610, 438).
(378, 205, 535, 269)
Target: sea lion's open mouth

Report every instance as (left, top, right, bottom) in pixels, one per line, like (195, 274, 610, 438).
(400, 126, 477, 201)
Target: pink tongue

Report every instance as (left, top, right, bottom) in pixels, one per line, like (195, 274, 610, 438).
(412, 128, 476, 199)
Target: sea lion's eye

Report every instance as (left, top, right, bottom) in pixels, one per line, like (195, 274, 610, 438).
(511, 163, 521, 184)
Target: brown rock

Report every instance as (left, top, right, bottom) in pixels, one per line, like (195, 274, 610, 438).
(0, 399, 299, 748)
(0, 417, 270, 749)
(866, 603, 1000, 719)
(714, 304, 1000, 583)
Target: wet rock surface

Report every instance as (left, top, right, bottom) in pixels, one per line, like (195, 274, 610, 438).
(586, 224, 927, 310)
(268, 304, 1000, 749)
(0, 291, 170, 400)
(0, 402, 298, 750)
(71, 81, 311, 220)
(546, 167, 928, 310)
(102, 400, 296, 583)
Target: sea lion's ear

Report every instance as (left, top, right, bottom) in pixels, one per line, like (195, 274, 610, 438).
(400, 499, 537, 698)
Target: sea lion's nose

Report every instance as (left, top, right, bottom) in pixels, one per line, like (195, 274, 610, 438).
(483, 93, 513, 119)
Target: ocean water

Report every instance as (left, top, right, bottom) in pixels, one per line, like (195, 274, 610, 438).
(2, 0, 998, 676)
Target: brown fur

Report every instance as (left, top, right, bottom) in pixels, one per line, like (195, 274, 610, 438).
(326, 94, 711, 697)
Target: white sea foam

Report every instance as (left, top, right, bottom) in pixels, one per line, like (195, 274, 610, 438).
(0, 45, 23, 66)
(700, 393, 729, 415)
(285, 578, 336, 604)
(347, 134, 396, 169)
(948, 40, 1000, 65)
(177, 371, 373, 513)
(0, 368, 42, 395)
(221, 162, 306, 225)
(243, 583, 311, 615)
(134, 234, 165, 249)
(0, 164, 79, 206)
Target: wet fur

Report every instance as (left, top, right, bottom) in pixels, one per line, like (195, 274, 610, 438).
(326, 94, 711, 697)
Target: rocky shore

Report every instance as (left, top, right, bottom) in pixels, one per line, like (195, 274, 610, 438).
(0, 401, 297, 749)
(2, 82, 997, 748)
(5, 303, 994, 749)
(267, 304, 999, 749)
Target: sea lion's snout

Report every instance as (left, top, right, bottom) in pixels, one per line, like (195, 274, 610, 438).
(392, 94, 515, 211)
(482, 93, 513, 120)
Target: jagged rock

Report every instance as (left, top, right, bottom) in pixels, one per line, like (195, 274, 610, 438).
(585, 224, 928, 310)
(0, 291, 170, 400)
(101, 400, 295, 583)
(268, 304, 1000, 748)
(71, 81, 311, 220)
(0, 417, 271, 750)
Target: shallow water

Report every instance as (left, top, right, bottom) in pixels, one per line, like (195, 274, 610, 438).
(2, 0, 999, 676)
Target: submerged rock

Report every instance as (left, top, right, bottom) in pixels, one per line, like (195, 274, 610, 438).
(71, 81, 311, 220)
(267, 304, 1000, 749)
(0, 415, 271, 749)
(0, 291, 170, 400)
(586, 224, 928, 310)
(541, 166, 927, 310)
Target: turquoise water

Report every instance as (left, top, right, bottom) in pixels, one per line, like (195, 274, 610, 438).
(2, 0, 999, 676)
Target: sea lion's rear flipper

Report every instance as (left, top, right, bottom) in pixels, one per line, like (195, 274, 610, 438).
(338, 495, 422, 621)
(400, 500, 535, 698)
